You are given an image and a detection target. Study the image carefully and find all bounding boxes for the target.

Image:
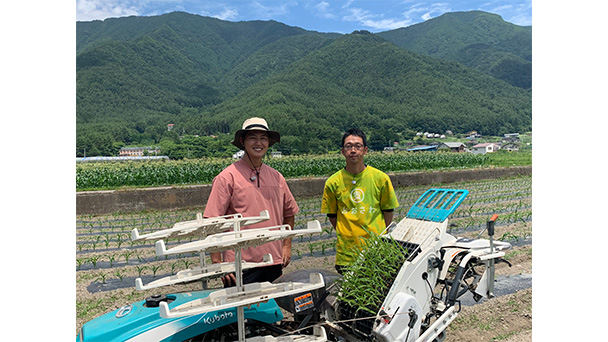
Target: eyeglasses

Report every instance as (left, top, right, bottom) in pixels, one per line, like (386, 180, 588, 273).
(343, 144, 365, 151)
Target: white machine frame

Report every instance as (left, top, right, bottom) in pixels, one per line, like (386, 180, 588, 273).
(125, 188, 511, 342)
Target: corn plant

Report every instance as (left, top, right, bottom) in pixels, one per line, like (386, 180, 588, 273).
(150, 264, 163, 277)
(114, 269, 125, 281)
(135, 265, 148, 277)
(182, 259, 194, 269)
(121, 251, 134, 264)
(77, 152, 492, 190)
(103, 233, 112, 248)
(308, 242, 315, 256)
(107, 253, 118, 267)
(115, 235, 124, 249)
(170, 262, 180, 275)
(88, 255, 102, 268)
(96, 272, 108, 284)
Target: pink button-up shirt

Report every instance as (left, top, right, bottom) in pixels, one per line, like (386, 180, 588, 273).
(203, 158, 299, 265)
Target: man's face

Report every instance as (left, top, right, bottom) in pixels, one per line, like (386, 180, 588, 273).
(342, 135, 367, 163)
(242, 131, 269, 159)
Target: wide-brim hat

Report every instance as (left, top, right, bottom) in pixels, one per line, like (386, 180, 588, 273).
(232, 117, 280, 150)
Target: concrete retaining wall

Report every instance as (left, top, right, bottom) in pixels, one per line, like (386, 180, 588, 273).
(76, 166, 531, 215)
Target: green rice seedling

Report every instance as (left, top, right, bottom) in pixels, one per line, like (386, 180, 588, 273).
(76, 258, 85, 270)
(336, 230, 407, 316)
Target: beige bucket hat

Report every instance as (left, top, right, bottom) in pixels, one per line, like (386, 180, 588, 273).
(231, 117, 281, 150)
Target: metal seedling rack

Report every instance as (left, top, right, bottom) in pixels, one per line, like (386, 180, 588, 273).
(131, 210, 327, 342)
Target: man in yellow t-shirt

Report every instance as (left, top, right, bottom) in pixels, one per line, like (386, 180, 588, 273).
(321, 128, 399, 274)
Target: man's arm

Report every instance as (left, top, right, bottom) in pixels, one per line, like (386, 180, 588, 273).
(327, 214, 337, 229)
(382, 210, 394, 227)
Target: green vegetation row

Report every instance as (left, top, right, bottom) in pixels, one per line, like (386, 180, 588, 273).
(76, 151, 504, 191)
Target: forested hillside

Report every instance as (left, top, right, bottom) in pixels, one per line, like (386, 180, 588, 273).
(378, 11, 532, 89)
(76, 11, 531, 157)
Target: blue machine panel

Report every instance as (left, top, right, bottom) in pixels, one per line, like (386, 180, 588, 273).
(78, 290, 283, 341)
(406, 188, 468, 222)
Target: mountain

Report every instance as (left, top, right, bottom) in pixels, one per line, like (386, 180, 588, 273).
(378, 11, 531, 89)
(77, 12, 334, 123)
(76, 11, 531, 157)
(188, 32, 530, 153)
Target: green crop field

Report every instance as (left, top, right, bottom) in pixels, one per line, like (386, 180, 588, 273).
(76, 174, 532, 330)
(76, 151, 530, 191)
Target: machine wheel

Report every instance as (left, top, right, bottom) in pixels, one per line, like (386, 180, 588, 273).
(445, 253, 486, 299)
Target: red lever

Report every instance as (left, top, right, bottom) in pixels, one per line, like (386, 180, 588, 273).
(490, 214, 499, 222)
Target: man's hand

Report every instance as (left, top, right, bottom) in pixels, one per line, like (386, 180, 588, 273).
(282, 216, 294, 268)
(221, 273, 237, 287)
(282, 244, 292, 268)
(210, 251, 236, 287)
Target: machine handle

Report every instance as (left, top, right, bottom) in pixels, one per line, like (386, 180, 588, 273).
(487, 215, 498, 236)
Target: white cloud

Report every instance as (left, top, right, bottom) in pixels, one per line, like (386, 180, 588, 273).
(342, 0, 354, 9)
(343, 7, 411, 30)
(419, 3, 451, 21)
(250, 0, 296, 19)
(491, 5, 513, 12)
(313, 1, 336, 19)
(76, 0, 140, 21)
(214, 8, 239, 21)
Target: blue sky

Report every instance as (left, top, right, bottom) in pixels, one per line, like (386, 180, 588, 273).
(76, 0, 532, 32)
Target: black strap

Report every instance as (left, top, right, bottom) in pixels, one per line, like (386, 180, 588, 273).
(244, 124, 268, 130)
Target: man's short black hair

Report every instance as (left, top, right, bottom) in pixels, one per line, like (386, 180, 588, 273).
(342, 128, 367, 147)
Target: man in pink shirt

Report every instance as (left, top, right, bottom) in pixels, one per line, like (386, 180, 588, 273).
(203, 117, 299, 287)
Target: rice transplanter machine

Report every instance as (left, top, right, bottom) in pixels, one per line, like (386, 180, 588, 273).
(77, 188, 511, 342)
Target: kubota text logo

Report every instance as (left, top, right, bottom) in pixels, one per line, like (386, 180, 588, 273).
(203, 311, 234, 325)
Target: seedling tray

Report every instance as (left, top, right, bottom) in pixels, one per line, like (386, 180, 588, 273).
(159, 273, 325, 318)
(135, 254, 274, 290)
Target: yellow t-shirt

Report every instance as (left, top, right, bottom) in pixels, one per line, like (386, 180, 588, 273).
(321, 166, 399, 266)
